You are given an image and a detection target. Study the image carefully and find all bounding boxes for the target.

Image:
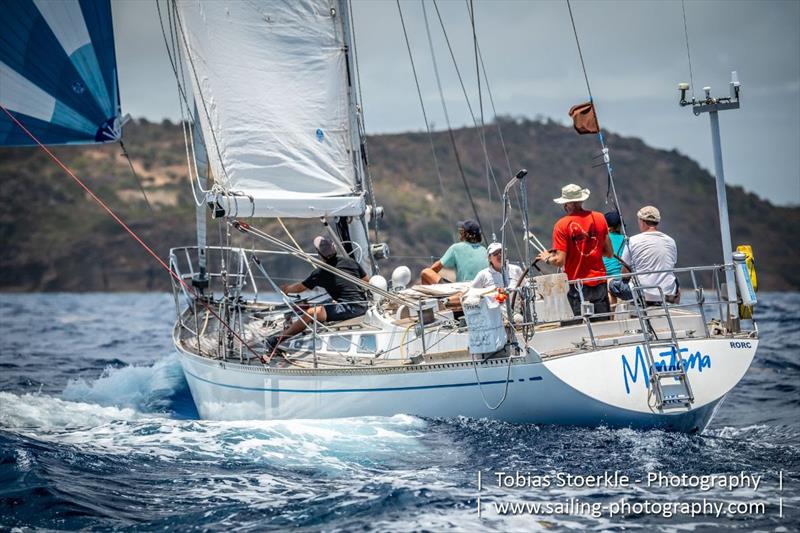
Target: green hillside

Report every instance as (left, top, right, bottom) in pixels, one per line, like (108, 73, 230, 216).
(0, 117, 796, 291)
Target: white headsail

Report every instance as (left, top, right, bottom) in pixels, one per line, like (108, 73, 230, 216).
(175, 0, 363, 218)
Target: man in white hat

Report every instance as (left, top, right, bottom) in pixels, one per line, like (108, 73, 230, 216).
(536, 183, 614, 319)
(471, 242, 525, 290)
(609, 206, 679, 303)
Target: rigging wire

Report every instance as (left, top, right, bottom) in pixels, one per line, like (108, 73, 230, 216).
(420, 0, 456, 233)
(471, 23, 527, 260)
(566, 0, 593, 102)
(0, 104, 262, 360)
(277, 217, 302, 253)
(468, 0, 492, 209)
(565, 0, 627, 237)
(156, 0, 209, 205)
(396, 0, 485, 237)
(344, 0, 380, 245)
(170, 1, 208, 201)
(681, 0, 696, 100)
(430, 1, 505, 229)
(477, 44, 513, 178)
(170, 0, 232, 187)
(431, 0, 524, 257)
(118, 140, 153, 210)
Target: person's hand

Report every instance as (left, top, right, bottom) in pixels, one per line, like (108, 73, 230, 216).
(536, 250, 551, 263)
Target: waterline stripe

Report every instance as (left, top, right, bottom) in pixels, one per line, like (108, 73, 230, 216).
(183, 369, 543, 394)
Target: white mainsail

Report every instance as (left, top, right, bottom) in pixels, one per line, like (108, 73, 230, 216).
(175, 0, 363, 218)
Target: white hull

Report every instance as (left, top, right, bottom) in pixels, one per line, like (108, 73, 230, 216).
(176, 336, 757, 433)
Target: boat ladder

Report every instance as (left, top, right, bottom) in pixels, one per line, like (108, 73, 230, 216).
(630, 284, 695, 411)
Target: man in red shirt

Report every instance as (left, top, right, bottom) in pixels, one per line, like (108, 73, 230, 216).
(536, 183, 614, 320)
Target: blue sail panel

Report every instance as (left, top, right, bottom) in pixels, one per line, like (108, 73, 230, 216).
(0, 0, 121, 146)
(0, 110, 96, 146)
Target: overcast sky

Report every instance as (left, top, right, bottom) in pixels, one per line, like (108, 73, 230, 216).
(112, 0, 800, 206)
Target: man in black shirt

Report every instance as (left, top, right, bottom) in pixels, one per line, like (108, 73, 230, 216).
(266, 236, 369, 352)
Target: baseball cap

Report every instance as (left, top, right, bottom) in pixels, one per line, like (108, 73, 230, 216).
(487, 242, 503, 256)
(604, 210, 621, 227)
(313, 235, 336, 258)
(637, 206, 661, 223)
(458, 219, 481, 234)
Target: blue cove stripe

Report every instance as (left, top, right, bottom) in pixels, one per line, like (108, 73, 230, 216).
(183, 368, 543, 394)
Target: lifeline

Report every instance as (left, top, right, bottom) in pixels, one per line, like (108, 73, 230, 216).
(646, 471, 762, 491)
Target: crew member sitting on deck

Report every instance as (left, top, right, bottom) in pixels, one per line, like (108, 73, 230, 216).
(266, 236, 369, 353)
(536, 183, 613, 320)
(471, 242, 525, 290)
(421, 219, 487, 284)
(609, 206, 679, 304)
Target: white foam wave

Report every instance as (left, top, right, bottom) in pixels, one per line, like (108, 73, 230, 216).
(62, 354, 185, 413)
(0, 391, 138, 430)
(1, 387, 431, 476)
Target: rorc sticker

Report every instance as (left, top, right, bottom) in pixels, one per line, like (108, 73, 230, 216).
(730, 341, 752, 349)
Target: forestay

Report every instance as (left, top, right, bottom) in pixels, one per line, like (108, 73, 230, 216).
(175, 0, 364, 218)
(0, 0, 121, 146)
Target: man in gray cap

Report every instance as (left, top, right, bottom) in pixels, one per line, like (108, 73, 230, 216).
(267, 236, 370, 352)
(609, 206, 679, 303)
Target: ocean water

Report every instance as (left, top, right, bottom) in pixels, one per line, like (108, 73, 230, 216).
(0, 292, 797, 531)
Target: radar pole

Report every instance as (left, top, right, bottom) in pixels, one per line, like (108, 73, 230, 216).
(677, 71, 741, 328)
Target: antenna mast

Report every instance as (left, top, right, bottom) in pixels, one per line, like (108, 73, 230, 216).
(677, 72, 742, 329)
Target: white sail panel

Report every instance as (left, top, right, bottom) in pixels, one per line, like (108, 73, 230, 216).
(176, 0, 361, 218)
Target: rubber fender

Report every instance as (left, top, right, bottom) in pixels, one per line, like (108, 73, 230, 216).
(736, 244, 757, 319)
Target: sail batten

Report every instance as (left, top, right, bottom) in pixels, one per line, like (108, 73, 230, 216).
(176, 0, 361, 219)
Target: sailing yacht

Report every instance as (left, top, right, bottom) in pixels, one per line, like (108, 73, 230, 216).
(0, 0, 759, 433)
(164, 0, 758, 433)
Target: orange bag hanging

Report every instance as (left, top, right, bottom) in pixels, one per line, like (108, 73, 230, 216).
(568, 101, 600, 134)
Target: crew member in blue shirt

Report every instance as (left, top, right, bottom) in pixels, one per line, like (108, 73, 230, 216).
(603, 211, 627, 305)
(421, 220, 488, 284)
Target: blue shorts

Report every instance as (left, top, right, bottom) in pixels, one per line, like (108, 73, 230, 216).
(323, 302, 367, 322)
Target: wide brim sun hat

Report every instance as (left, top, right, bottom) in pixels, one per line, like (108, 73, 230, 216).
(553, 183, 591, 204)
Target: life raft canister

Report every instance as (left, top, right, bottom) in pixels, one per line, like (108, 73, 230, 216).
(735, 244, 757, 318)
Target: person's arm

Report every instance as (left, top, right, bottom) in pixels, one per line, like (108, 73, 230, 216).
(602, 234, 613, 258)
(438, 244, 456, 271)
(596, 213, 612, 258)
(281, 282, 308, 294)
(620, 240, 633, 275)
(285, 268, 319, 294)
(355, 262, 370, 283)
(428, 260, 443, 273)
(470, 270, 488, 288)
(536, 249, 566, 268)
(536, 222, 566, 267)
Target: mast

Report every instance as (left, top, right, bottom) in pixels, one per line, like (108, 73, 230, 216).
(192, 110, 209, 289)
(338, 0, 377, 274)
(678, 72, 741, 329)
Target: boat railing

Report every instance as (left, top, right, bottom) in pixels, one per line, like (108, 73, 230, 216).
(168, 245, 302, 298)
(526, 262, 754, 351)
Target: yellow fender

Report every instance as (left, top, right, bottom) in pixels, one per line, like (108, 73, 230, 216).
(736, 244, 757, 318)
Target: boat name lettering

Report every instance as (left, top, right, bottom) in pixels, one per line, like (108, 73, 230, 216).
(621, 346, 712, 394)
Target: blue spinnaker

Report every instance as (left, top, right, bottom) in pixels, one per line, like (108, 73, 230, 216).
(0, 0, 121, 146)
